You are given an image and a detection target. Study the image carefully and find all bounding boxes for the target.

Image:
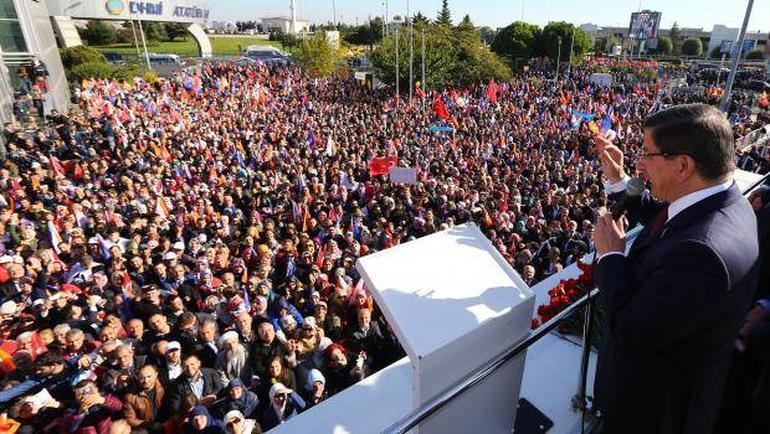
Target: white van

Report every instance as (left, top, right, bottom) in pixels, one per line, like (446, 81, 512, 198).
(148, 53, 185, 66)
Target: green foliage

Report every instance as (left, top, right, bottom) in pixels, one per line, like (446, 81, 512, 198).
(682, 37, 702, 56)
(270, 32, 299, 49)
(478, 26, 495, 45)
(491, 21, 539, 61)
(534, 22, 591, 61)
(669, 22, 683, 55)
(456, 14, 475, 33)
(746, 49, 766, 60)
(436, 0, 452, 26)
(81, 20, 117, 46)
(370, 23, 510, 90)
(294, 32, 339, 77)
(344, 18, 384, 46)
(69, 61, 114, 82)
(142, 22, 165, 44)
(412, 12, 431, 27)
(116, 26, 136, 44)
(165, 23, 189, 41)
(59, 46, 106, 69)
(656, 35, 673, 54)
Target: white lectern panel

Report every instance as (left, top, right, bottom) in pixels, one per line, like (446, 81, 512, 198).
(357, 224, 535, 434)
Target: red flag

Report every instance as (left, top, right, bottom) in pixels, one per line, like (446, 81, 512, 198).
(487, 79, 498, 104)
(368, 156, 398, 176)
(433, 95, 450, 120)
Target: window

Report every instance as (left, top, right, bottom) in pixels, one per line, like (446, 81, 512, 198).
(0, 19, 26, 53)
(0, 0, 18, 20)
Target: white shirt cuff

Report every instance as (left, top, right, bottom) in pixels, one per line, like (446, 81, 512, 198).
(597, 251, 625, 263)
(603, 175, 631, 194)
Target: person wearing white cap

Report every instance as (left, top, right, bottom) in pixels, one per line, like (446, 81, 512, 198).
(261, 382, 306, 431)
(215, 330, 251, 385)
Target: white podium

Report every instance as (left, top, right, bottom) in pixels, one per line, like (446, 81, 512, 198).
(272, 223, 534, 433)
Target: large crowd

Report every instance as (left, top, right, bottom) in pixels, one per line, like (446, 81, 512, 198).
(0, 56, 766, 433)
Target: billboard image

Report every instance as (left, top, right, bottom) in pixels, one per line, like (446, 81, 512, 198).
(629, 11, 661, 40)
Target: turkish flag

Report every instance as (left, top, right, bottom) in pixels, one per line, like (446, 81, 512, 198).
(487, 79, 498, 104)
(433, 95, 450, 120)
(369, 156, 398, 176)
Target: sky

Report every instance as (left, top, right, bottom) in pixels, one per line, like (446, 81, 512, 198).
(209, 0, 768, 33)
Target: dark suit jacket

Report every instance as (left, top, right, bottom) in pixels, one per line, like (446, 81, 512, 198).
(167, 367, 224, 412)
(595, 183, 759, 434)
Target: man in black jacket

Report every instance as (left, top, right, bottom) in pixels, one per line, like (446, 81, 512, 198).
(167, 354, 223, 411)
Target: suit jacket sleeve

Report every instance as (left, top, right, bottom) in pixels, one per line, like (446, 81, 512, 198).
(596, 240, 729, 357)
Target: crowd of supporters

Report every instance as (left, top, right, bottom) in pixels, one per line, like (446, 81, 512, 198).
(0, 56, 766, 433)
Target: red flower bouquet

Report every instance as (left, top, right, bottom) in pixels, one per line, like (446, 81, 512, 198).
(531, 261, 595, 330)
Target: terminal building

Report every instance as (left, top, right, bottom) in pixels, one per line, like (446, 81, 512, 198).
(0, 0, 210, 125)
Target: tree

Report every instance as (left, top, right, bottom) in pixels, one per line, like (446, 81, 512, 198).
(436, 0, 452, 26)
(656, 35, 672, 54)
(478, 26, 495, 45)
(746, 49, 766, 60)
(457, 14, 475, 33)
(491, 21, 539, 61)
(669, 22, 683, 55)
(682, 37, 703, 56)
(81, 20, 117, 46)
(412, 12, 430, 27)
(344, 20, 384, 46)
(165, 23, 188, 41)
(534, 22, 591, 61)
(370, 22, 510, 90)
(60, 46, 106, 69)
(294, 32, 340, 77)
(142, 22, 165, 44)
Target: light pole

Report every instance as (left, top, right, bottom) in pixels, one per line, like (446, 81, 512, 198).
(721, 0, 754, 112)
(408, 0, 414, 102)
(556, 37, 562, 80)
(566, 29, 574, 79)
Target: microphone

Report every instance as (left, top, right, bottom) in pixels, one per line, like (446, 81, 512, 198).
(610, 177, 645, 219)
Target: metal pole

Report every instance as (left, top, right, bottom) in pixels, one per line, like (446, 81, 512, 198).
(556, 37, 562, 80)
(381, 1, 387, 37)
(717, 53, 727, 86)
(130, 18, 141, 58)
(721, 0, 754, 112)
(421, 27, 426, 112)
(567, 27, 575, 80)
(137, 19, 151, 70)
(572, 294, 595, 416)
(395, 26, 400, 104)
(408, 0, 414, 103)
(332, 0, 337, 27)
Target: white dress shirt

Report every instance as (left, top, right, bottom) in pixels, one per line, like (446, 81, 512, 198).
(599, 176, 734, 261)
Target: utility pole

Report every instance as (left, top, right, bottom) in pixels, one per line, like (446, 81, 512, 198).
(395, 25, 400, 104)
(721, 0, 754, 112)
(556, 37, 562, 81)
(408, 0, 414, 102)
(137, 19, 151, 70)
(566, 28, 574, 79)
(421, 27, 426, 112)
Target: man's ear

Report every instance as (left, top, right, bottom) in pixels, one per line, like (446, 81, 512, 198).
(677, 155, 697, 181)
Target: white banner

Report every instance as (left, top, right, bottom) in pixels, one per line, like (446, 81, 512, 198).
(389, 166, 417, 184)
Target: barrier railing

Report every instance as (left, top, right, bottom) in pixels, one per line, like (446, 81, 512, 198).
(383, 171, 770, 434)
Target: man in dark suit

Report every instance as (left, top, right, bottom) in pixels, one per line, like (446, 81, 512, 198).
(167, 354, 224, 412)
(593, 103, 760, 434)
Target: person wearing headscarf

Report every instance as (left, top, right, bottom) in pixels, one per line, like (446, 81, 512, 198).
(212, 378, 259, 420)
(260, 382, 305, 431)
(185, 405, 226, 434)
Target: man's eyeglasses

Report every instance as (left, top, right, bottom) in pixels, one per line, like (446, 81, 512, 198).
(636, 151, 687, 160)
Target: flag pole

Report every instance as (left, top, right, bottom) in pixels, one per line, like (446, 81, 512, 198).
(720, 0, 754, 112)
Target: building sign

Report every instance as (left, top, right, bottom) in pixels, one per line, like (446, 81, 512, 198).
(105, 0, 125, 15)
(129, 2, 163, 15)
(173, 5, 209, 19)
(48, 0, 209, 24)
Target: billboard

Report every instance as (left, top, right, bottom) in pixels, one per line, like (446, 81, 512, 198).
(45, 0, 210, 25)
(628, 10, 661, 40)
(720, 39, 757, 55)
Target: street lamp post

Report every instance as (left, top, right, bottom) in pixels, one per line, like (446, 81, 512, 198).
(556, 37, 562, 80)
